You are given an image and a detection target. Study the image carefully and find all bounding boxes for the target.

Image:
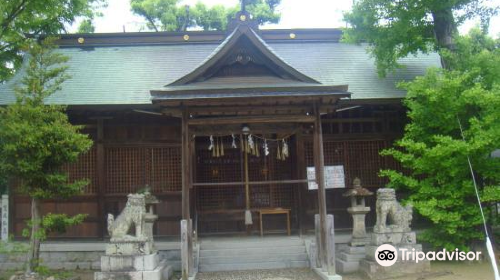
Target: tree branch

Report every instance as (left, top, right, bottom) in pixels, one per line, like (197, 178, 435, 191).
(144, 14, 159, 32)
(0, 0, 29, 38)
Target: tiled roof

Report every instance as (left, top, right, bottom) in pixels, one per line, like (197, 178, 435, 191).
(0, 34, 441, 105)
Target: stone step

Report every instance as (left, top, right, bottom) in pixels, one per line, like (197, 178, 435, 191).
(341, 246, 366, 255)
(200, 238, 303, 250)
(199, 245, 306, 257)
(199, 260, 309, 272)
(199, 252, 309, 264)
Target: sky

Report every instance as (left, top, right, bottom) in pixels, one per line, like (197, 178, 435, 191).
(80, 0, 500, 38)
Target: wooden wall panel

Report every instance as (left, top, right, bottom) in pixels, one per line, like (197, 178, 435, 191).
(12, 197, 101, 238)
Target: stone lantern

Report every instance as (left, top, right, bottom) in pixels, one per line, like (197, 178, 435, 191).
(144, 190, 160, 245)
(343, 178, 373, 246)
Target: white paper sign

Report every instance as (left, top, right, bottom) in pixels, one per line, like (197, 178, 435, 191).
(307, 165, 345, 190)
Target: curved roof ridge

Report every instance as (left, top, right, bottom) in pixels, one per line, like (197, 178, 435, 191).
(167, 22, 320, 86)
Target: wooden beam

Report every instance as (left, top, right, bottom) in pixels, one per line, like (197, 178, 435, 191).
(176, 104, 312, 114)
(188, 114, 315, 126)
(192, 179, 312, 187)
(163, 105, 338, 117)
(190, 124, 301, 137)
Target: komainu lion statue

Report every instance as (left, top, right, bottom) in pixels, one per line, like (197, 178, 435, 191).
(374, 188, 413, 233)
(107, 193, 146, 240)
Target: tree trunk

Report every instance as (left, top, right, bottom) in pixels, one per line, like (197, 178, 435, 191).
(26, 197, 41, 274)
(431, 7, 457, 69)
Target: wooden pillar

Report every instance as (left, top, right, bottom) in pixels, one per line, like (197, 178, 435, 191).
(96, 119, 106, 239)
(313, 103, 334, 274)
(181, 109, 193, 278)
(295, 130, 306, 236)
(182, 110, 191, 220)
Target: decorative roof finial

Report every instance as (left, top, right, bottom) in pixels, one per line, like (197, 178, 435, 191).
(227, 0, 258, 32)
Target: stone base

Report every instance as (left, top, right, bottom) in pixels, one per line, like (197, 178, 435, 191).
(371, 231, 416, 246)
(336, 246, 365, 274)
(100, 253, 159, 272)
(95, 259, 172, 280)
(365, 244, 422, 262)
(312, 267, 342, 280)
(350, 237, 369, 247)
(105, 240, 155, 256)
(359, 259, 430, 280)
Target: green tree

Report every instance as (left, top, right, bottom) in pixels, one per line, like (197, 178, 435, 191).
(77, 19, 96, 33)
(0, 0, 105, 82)
(130, 0, 281, 32)
(0, 38, 93, 273)
(343, 0, 497, 75)
(344, 0, 500, 250)
(384, 30, 500, 249)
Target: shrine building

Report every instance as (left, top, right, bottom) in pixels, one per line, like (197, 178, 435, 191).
(0, 11, 440, 242)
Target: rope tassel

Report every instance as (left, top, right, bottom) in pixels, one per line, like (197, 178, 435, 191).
(232, 134, 237, 149)
(221, 137, 225, 157)
(277, 141, 282, 160)
(282, 139, 289, 159)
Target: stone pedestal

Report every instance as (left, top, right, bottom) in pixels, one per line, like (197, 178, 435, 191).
(360, 235, 430, 279)
(347, 206, 370, 246)
(360, 242, 430, 280)
(105, 239, 155, 256)
(95, 192, 171, 280)
(336, 246, 366, 274)
(97, 241, 172, 280)
(337, 178, 373, 274)
(95, 257, 172, 280)
(360, 188, 430, 279)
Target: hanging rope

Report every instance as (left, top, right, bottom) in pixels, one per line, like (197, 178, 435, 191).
(457, 116, 499, 280)
(206, 132, 294, 158)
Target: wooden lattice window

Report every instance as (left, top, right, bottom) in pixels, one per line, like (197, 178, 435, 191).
(346, 141, 388, 187)
(150, 147, 182, 192)
(195, 137, 294, 212)
(105, 147, 146, 194)
(271, 184, 293, 208)
(61, 146, 97, 194)
(196, 185, 245, 211)
(196, 147, 242, 183)
(105, 146, 182, 194)
(305, 140, 394, 188)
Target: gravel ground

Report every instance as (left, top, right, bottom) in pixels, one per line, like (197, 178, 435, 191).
(2, 261, 495, 280)
(193, 261, 497, 280)
(195, 268, 322, 280)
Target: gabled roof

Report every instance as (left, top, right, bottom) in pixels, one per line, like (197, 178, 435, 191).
(0, 28, 442, 106)
(168, 19, 319, 86)
(152, 12, 351, 105)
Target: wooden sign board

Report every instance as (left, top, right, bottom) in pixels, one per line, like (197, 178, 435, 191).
(307, 165, 345, 190)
